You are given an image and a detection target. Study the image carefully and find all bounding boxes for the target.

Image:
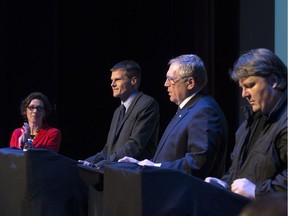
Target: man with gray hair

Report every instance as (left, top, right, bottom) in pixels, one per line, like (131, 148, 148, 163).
(119, 54, 228, 179)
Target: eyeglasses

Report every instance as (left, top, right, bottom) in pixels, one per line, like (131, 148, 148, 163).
(166, 76, 190, 85)
(27, 106, 44, 112)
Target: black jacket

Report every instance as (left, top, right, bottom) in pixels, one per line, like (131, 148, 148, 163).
(222, 90, 287, 198)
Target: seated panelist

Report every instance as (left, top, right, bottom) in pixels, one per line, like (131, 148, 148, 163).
(10, 91, 62, 153)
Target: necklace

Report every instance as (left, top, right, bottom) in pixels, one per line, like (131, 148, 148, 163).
(29, 129, 40, 142)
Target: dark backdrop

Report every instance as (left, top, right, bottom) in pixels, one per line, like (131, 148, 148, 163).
(1, 0, 240, 166)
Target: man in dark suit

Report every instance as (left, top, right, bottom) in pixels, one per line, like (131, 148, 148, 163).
(79, 60, 159, 166)
(119, 54, 228, 179)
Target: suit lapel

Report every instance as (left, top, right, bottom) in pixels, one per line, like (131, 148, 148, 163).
(153, 91, 207, 160)
(114, 92, 143, 142)
(153, 109, 188, 159)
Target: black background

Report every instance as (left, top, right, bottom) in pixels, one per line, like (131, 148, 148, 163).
(0, 0, 275, 165)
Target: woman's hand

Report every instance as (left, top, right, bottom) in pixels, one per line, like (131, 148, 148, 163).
(18, 123, 30, 148)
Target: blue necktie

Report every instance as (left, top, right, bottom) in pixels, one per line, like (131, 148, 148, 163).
(176, 107, 181, 115)
(116, 104, 126, 133)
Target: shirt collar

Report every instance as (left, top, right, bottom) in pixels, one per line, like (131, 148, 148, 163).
(122, 91, 138, 109)
(178, 91, 198, 109)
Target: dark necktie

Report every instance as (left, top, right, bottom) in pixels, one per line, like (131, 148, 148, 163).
(116, 104, 126, 133)
(176, 107, 181, 115)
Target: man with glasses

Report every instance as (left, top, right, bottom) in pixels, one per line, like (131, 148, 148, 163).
(119, 54, 228, 179)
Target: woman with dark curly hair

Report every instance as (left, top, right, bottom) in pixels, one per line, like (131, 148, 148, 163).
(10, 92, 62, 152)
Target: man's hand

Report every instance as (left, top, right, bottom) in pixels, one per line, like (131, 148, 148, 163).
(138, 159, 156, 166)
(118, 156, 139, 163)
(78, 160, 93, 166)
(231, 178, 255, 199)
(204, 177, 229, 189)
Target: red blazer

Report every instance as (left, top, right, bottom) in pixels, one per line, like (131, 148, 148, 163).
(10, 124, 62, 153)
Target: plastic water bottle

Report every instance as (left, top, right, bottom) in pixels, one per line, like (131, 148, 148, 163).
(23, 138, 33, 151)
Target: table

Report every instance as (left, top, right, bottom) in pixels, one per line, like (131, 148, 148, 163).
(0, 147, 88, 216)
(78, 162, 251, 216)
